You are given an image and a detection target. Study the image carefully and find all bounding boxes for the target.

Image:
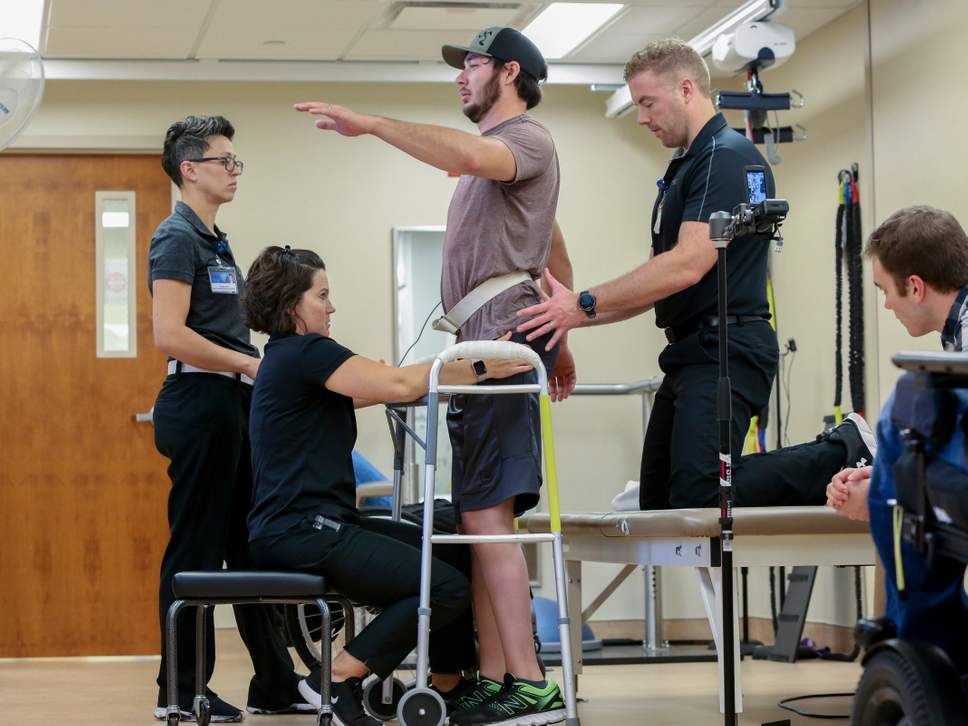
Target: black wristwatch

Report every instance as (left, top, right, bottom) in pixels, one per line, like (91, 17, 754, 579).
(471, 359, 488, 382)
(578, 290, 597, 319)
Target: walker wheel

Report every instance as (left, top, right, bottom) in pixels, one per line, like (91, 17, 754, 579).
(194, 698, 210, 726)
(363, 676, 407, 721)
(397, 688, 446, 726)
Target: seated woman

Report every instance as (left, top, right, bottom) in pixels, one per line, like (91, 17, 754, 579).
(240, 245, 532, 725)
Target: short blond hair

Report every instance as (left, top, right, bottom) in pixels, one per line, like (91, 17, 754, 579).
(623, 39, 711, 98)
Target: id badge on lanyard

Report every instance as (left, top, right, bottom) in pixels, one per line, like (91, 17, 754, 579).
(653, 178, 668, 235)
(208, 265, 239, 294)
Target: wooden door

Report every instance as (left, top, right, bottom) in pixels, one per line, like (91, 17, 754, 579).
(0, 154, 171, 656)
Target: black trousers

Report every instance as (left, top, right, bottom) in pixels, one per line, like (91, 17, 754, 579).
(639, 321, 841, 509)
(251, 517, 473, 679)
(153, 373, 296, 706)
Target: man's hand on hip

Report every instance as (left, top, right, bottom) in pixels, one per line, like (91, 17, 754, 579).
(294, 101, 377, 137)
(516, 269, 582, 351)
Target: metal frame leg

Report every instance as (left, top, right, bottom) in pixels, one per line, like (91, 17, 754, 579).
(193, 605, 208, 718)
(314, 598, 333, 725)
(565, 558, 583, 683)
(695, 567, 743, 714)
(552, 534, 581, 725)
(165, 600, 187, 722)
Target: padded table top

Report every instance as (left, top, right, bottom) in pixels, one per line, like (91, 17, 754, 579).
(520, 506, 871, 538)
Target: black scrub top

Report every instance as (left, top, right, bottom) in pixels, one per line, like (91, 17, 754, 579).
(651, 113, 776, 331)
(248, 333, 357, 542)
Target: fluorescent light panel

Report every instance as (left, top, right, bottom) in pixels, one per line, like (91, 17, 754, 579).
(524, 3, 624, 60)
(3, 0, 45, 50)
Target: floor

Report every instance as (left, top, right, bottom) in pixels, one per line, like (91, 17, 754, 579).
(0, 630, 860, 725)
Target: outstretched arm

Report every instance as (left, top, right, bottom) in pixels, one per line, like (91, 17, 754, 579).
(294, 101, 516, 181)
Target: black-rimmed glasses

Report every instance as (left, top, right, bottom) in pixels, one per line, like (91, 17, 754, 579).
(187, 156, 244, 173)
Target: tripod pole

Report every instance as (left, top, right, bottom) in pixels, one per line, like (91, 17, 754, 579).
(715, 240, 738, 726)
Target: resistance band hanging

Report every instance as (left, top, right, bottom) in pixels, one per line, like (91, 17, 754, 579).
(833, 164, 865, 421)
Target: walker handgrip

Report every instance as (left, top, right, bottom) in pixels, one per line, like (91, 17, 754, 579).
(436, 340, 542, 370)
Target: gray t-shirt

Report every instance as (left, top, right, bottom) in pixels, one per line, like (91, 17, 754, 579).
(147, 201, 258, 358)
(441, 114, 560, 342)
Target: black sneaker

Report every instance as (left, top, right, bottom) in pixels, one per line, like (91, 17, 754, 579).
(153, 693, 244, 722)
(829, 413, 878, 468)
(447, 675, 503, 715)
(430, 676, 477, 709)
(246, 674, 316, 714)
(450, 673, 565, 725)
(297, 669, 381, 726)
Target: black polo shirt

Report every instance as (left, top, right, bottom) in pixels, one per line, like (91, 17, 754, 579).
(147, 201, 257, 357)
(248, 333, 358, 543)
(651, 113, 775, 330)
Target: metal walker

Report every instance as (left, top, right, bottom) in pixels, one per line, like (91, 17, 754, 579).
(393, 340, 581, 726)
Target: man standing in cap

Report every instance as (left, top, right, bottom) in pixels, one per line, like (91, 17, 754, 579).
(295, 25, 571, 726)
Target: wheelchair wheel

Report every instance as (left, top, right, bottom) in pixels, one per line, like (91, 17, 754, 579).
(363, 676, 407, 721)
(852, 646, 967, 726)
(283, 602, 346, 670)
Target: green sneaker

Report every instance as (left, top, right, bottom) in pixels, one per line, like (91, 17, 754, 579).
(449, 675, 503, 714)
(449, 673, 565, 725)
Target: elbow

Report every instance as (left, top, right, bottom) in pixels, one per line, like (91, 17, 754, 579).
(678, 268, 705, 291)
(459, 152, 483, 177)
(152, 324, 177, 356)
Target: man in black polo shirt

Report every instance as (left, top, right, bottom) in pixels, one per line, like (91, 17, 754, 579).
(517, 39, 871, 510)
(148, 115, 306, 721)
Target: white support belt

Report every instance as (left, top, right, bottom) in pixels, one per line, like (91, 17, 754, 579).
(432, 271, 532, 336)
(168, 360, 255, 386)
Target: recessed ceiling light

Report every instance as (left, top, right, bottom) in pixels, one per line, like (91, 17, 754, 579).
(263, 40, 286, 46)
(523, 3, 624, 60)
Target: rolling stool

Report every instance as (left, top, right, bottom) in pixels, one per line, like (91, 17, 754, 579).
(164, 571, 346, 726)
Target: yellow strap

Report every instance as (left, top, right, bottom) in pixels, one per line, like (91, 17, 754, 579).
(744, 415, 759, 454)
(833, 405, 843, 426)
(539, 394, 562, 534)
(893, 505, 906, 595)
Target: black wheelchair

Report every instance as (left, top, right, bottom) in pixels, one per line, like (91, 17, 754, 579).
(851, 351, 968, 726)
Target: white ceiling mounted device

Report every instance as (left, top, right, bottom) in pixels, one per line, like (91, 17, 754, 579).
(712, 21, 795, 75)
(0, 38, 45, 151)
(604, 0, 783, 118)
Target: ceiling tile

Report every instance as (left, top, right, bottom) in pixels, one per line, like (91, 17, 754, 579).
(196, 0, 383, 60)
(345, 29, 477, 61)
(389, 5, 521, 31)
(45, 27, 197, 58)
(47, 0, 210, 27)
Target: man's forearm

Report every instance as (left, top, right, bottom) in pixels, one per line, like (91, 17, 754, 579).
(371, 117, 488, 176)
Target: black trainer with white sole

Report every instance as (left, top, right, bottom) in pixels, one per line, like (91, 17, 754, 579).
(298, 669, 381, 726)
(153, 694, 244, 722)
(829, 412, 878, 469)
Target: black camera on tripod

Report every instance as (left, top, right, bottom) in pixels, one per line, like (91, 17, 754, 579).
(708, 165, 789, 248)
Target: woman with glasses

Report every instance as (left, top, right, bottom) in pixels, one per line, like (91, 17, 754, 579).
(148, 115, 308, 722)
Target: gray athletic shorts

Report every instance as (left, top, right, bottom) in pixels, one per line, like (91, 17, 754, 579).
(446, 333, 559, 522)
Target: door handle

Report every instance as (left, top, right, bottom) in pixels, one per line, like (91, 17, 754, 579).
(134, 408, 154, 424)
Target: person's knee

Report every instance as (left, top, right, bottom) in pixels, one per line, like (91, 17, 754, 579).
(460, 501, 514, 534)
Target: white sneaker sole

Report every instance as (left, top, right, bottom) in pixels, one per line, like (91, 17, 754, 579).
(846, 412, 878, 464)
(152, 706, 244, 723)
(296, 679, 350, 726)
(245, 702, 316, 714)
(482, 708, 567, 726)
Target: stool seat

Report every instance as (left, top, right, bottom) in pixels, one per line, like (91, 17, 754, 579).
(172, 571, 327, 599)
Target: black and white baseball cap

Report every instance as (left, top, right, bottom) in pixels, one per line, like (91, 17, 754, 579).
(442, 26, 548, 82)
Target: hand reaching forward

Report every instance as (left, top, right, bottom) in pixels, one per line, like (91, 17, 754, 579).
(294, 101, 378, 137)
